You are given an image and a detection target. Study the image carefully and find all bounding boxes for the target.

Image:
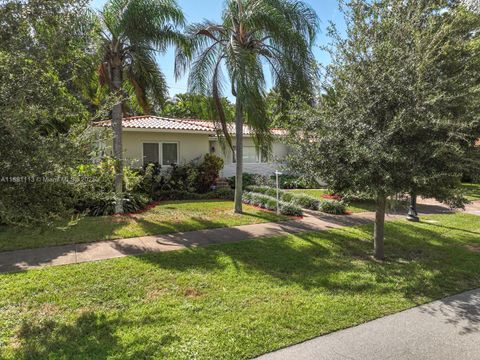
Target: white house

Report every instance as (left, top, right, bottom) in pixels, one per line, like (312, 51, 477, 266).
(97, 115, 289, 178)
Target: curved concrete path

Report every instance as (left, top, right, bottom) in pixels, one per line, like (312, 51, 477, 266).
(256, 288, 480, 360)
(0, 199, 477, 273)
(0, 210, 382, 273)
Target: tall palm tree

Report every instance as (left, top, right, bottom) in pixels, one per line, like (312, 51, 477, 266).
(95, 0, 186, 213)
(177, 0, 318, 213)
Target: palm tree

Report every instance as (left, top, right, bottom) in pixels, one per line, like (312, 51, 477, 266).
(177, 0, 318, 213)
(95, 0, 186, 213)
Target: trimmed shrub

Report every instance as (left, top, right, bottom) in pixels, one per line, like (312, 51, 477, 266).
(291, 193, 320, 210)
(319, 200, 347, 215)
(280, 203, 303, 216)
(265, 198, 278, 211)
(281, 192, 294, 203)
(251, 193, 272, 208)
(242, 192, 254, 204)
(245, 186, 319, 210)
(242, 192, 303, 216)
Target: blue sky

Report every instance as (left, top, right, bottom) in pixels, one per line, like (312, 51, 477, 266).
(90, 0, 345, 98)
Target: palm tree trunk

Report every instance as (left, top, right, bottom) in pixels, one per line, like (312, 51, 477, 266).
(374, 193, 386, 260)
(111, 65, 124, 214)
(234, 97, 243, 213)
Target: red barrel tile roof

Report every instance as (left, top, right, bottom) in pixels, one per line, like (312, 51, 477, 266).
(95, 115, 287, 136)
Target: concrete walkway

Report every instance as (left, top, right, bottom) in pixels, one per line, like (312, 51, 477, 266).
(0, 211, 382, 273)
(256, 288, 480, 360)
(0, 199, 477, 273)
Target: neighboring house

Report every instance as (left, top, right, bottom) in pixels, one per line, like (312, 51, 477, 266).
(96, 115, 289, 178)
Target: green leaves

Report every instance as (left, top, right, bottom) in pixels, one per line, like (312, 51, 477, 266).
(289, 0, 480, 205)
(96, 0, 188, 114)
(177, 0, 319, 151)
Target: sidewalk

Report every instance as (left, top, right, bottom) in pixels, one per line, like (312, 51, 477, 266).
(0, 199, 477, 273)
(0, 210, 382, 273)
(255, 288, 480, 360)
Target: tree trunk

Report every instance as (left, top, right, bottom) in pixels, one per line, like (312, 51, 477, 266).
(234, 97, 243, 213)
(374, 193, 386, 260)
(111, 65, 124, 214)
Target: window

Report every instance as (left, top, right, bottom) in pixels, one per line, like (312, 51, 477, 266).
(143, 143, 159, 165)
(162, 143, 178, 165)
(243, 146, 258, 163)
(233, 146, 268, 163)
(143, 142, 178, 166)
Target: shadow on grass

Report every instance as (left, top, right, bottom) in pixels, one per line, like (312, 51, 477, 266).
(118, 216, 480, 301)
(6, 216, 480, 357)
(11, 311, 177, 360)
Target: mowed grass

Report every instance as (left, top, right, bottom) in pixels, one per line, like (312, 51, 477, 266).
(0, 200, 288, 252)
(462, 183, 480, 201)
(1, 213, 479, 359)
(289, 189, 377, 213)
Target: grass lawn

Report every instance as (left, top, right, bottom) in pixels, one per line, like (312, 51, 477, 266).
(1, 213, 479, 359)
(0, 200, 287, 252)
(462, 183, 480, 201)
(290, 189, 377, 213)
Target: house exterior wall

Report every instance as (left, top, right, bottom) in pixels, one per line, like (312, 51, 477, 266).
(210, 136, 289, 178)
(121, 130, 289, 178)
(122, 130, 210, 167)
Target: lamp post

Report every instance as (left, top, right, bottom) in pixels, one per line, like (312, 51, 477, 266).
(275, 170, 283, 215)
(406, 192, 420, 222)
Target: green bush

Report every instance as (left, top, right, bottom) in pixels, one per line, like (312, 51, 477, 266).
(281, 192, 294, 203)
(280, 203, 303, 216)
(265, 198, 278, 210)
(72, 158, 149, 216)
(318, 200, 347, 215)
(155, 189, 234, 201)
(246, 186, 318, 210)
(291, 193, 320, 210)
(228, 173, 274, 189)
(138, 154, 224, 197)
(242, 192, 303, 216)
(196, 154, 224, 193)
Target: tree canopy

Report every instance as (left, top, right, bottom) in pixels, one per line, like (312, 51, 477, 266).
(288, 0, 480, 259)
(160, 93, 235, 121)
(177, 0, 319, 212)
(0, 0, 99, 224)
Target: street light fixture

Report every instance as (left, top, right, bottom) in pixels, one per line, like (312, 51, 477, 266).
(406, 193, 420, 222)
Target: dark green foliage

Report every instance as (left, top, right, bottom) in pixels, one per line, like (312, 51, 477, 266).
(160, 93, 235, 121)
(196, 154, 224, 193)
(72, 158, 147, 215)
(288, 0, 480, 256)
(289, 1, 480, 205)
(155, 189, 234, 201)
(318, 200, 347, 215)
(138, 154, 225, 197)
(228, 173, 273, 189)
(0, 0, 100, 225)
